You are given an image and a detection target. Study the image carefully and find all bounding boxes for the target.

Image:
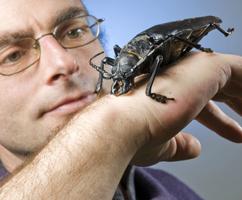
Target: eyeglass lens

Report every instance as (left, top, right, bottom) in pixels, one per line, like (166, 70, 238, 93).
(0, 15, 101, 76)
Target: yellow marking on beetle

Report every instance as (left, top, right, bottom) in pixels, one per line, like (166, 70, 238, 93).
(123, 50, 143, 60)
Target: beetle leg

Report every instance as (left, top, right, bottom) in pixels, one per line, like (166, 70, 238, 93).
(103, 57, 116, 66)
(90, 52, 113, 79)
(95, 57, 115, 93)
(131, 46, 159, 73)
(211, 23, 234, 37)
(146, 55, 175, 103)
(101, 57, 116, 79)
(171, 35, 213, 53)
(95, 61, 105, 93)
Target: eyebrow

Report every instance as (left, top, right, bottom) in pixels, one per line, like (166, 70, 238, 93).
(51, 6, 87, 28)
(0, 6, 86, 47)
(0, 32, 33, 48)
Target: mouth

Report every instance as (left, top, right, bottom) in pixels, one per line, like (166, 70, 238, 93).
(111, 80, 124, 96)
(43, 92, 97, 117)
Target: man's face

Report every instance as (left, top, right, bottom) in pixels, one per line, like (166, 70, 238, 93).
(0, 0, 102, 153)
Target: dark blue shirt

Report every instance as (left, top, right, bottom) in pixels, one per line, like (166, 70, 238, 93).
(0, 163, 203, 200)
(114, 166, 203, 200)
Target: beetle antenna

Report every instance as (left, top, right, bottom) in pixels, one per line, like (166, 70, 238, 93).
(89, 51, 105, 70)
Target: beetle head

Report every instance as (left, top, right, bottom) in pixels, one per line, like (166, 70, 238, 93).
(111, 53, 138, 95)
(112, 53, 139, 79)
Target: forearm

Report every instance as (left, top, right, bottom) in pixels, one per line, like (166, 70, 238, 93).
(0, 96, 139, 200)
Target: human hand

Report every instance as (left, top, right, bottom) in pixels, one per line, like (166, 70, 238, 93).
(196, 53, 242, 142)
(108, 52, 242, 166)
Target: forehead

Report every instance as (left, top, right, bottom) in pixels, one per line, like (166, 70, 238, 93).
(0, 0, 84, 33)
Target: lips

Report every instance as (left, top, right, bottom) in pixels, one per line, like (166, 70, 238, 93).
(43, 92, 97, 117)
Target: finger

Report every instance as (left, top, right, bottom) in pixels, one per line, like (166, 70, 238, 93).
(225, 97, 242, 116)
(222, 54, 242, 83)
(223, 80, 242, 98)
(161, 132, 201, 162)
(214, 92, 242, 116)
(132, 132, 201, 165)
(196, 101, 242, 143)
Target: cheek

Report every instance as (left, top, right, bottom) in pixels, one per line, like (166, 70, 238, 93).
(0, 80, 34, 151)
(0, 78, 56, 153)
(0, 79, 35, 115)
(70, 44, 103, 81)
(0, 77, 37, 130)
(0, 81, 29, 113)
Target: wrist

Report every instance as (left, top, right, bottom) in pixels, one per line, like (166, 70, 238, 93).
(87, 94, 147, 155)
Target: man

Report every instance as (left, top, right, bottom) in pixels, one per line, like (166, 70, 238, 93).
(0, 0, 241, 199)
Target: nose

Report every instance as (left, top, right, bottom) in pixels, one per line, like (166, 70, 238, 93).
(38, 35, 79, 84)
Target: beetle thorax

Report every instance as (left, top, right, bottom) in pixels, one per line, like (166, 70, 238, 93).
(112, 52, 139, 80)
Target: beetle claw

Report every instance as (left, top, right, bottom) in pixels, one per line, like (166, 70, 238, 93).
(150, 93, 175, 103)
(202, 47, 213, 53)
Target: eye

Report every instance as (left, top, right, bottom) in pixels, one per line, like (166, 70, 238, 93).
(66, 27, 86, 39)
(55, 15, 99, 48)
(0, 49, 26, 65)
(7, 51, 24, 62)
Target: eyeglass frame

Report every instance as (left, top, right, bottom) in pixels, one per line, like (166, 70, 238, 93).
(0, 14, 104, 76)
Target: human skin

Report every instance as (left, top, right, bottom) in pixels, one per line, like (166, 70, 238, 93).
(0, 0, 241, 199)
(0, 0, 102, 156)
(1, 52, 241, 199)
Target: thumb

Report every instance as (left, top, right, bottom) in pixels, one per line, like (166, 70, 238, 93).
(161, 132, 201, 162)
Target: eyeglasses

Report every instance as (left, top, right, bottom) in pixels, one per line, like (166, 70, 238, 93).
(0, 14, 104, 76)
